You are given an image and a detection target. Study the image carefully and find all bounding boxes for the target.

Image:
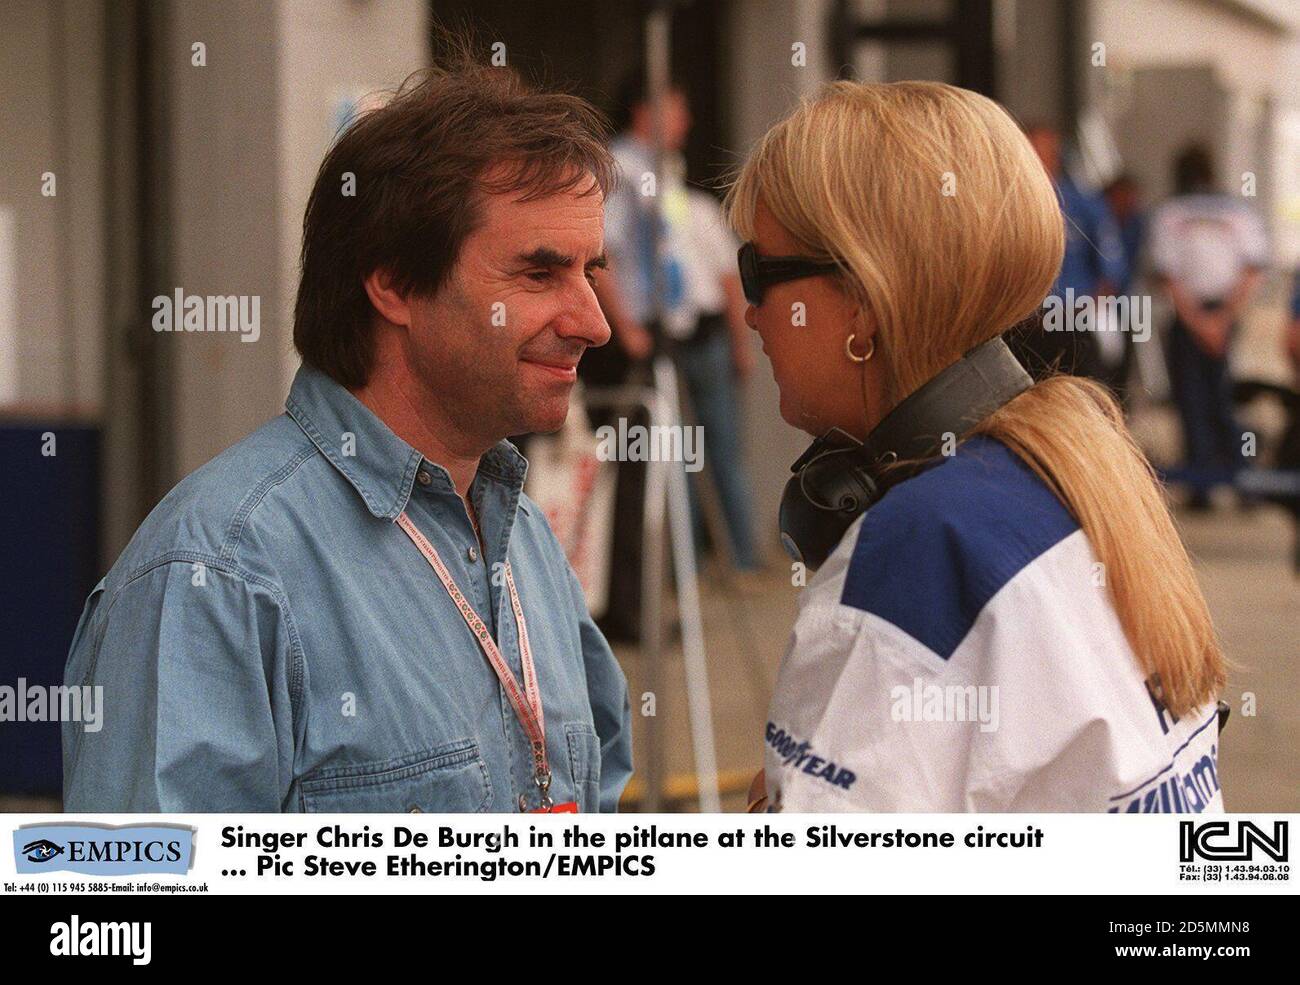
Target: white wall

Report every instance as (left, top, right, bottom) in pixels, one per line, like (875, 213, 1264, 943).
(1096, 0, 1295, 264)
(1097, 0, 1289, 102)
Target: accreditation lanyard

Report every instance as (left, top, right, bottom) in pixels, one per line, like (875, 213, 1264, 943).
(395, 511, 565, 811)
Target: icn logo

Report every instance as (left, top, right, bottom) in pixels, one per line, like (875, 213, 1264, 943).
(21, 838, 65, 863)
(1180, 820, 1288, 862)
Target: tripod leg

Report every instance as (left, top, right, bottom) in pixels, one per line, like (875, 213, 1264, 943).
(655, 356, 722, 812)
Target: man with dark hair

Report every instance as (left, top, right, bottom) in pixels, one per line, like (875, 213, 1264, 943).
(62, 56, 633, 813)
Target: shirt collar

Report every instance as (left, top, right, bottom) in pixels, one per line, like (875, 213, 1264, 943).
(285, 363, 528, 520)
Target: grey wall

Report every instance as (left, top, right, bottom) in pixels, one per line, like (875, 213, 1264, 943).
(276, 0, 431, 396)
(164, 0, 430, 477)
(727, 0, 835, 560)
(1116, 65, 1231, 202)
(0, 0, 106, 410)
(166, 0, 285, 477)
(2, 0, 430, 561)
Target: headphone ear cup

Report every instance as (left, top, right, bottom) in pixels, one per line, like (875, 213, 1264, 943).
(804, 451, 879, 515)
(778, 449, 881, 570)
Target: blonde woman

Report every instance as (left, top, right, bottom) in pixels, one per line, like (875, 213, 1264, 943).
(727, 81, 1226, 813)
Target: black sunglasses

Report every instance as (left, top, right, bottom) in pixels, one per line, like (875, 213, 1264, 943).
(737, 241, 840, 306)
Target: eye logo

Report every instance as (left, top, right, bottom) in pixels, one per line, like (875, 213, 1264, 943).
(22, 839, 65, 863)
(13, 824, 194, 875)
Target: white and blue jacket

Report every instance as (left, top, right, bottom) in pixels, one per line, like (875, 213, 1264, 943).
(764, 437, 1224, 813)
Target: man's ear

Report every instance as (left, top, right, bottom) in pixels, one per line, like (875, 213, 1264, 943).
(362, 268, 412, 328)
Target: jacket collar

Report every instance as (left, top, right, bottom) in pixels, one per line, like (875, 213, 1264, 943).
(285, 363, 527, 520)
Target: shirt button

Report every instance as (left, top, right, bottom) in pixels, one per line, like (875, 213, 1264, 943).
(468, 546, 479, 562)
(416, 470, 431, 486)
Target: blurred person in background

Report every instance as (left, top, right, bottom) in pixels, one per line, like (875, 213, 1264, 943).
(62, 53, 632, 813)
(1015, 124, 1126, 387)
(677, 182, 763, 583)
(1105, 173, 1147, 295)
(1280, 270, 1300, 568)
(1103, 173, 1148, 402)
(1287, 267, 1300, 377)
(730, 81, 1225, 812)
(586, 71, 761, 638)
(1149, 144, 1268, 509)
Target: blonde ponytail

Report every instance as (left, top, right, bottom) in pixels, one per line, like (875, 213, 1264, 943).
(972, 376, 1224, 716)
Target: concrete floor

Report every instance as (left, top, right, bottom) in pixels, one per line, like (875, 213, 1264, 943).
(1174, 505, 1299, 811)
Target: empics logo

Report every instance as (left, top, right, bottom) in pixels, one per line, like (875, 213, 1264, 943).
(50, 915, 151, 966)
(13, 824, 193, 875)
(1179, 820, 1288, 863)
(21, 838, 65, 863)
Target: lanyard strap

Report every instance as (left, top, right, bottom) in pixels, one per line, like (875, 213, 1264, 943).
(395, 511, 551, 803)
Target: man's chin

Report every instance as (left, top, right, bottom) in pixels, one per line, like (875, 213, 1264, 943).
(517, 397, 572, 436)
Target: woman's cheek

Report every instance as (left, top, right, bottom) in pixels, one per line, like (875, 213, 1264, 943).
(765, 344, 816, 429)
(765, 337, 796, 389)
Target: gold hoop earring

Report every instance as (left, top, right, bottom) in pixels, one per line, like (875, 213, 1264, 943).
(846, 333, 875, 363)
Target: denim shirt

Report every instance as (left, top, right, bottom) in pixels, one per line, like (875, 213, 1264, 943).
(62, 365, 633, 812)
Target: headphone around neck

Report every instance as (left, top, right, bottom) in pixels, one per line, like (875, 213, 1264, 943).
(778, 336, 1033, 571)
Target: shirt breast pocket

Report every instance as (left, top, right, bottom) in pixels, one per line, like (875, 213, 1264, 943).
(565, 722, 603, 813)
(298, 739, 492, 813)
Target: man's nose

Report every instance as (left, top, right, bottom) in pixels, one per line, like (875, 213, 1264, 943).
(559, 281, 612, 347)
(745, 304, 759, 331)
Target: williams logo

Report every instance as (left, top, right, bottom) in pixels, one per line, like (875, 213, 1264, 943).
(1180, 820, 1288, 863)
(21, 838, 66, 863)
(13, 824, 193, 875)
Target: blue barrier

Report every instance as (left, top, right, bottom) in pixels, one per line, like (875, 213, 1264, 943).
(0, 420, 101, 797)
